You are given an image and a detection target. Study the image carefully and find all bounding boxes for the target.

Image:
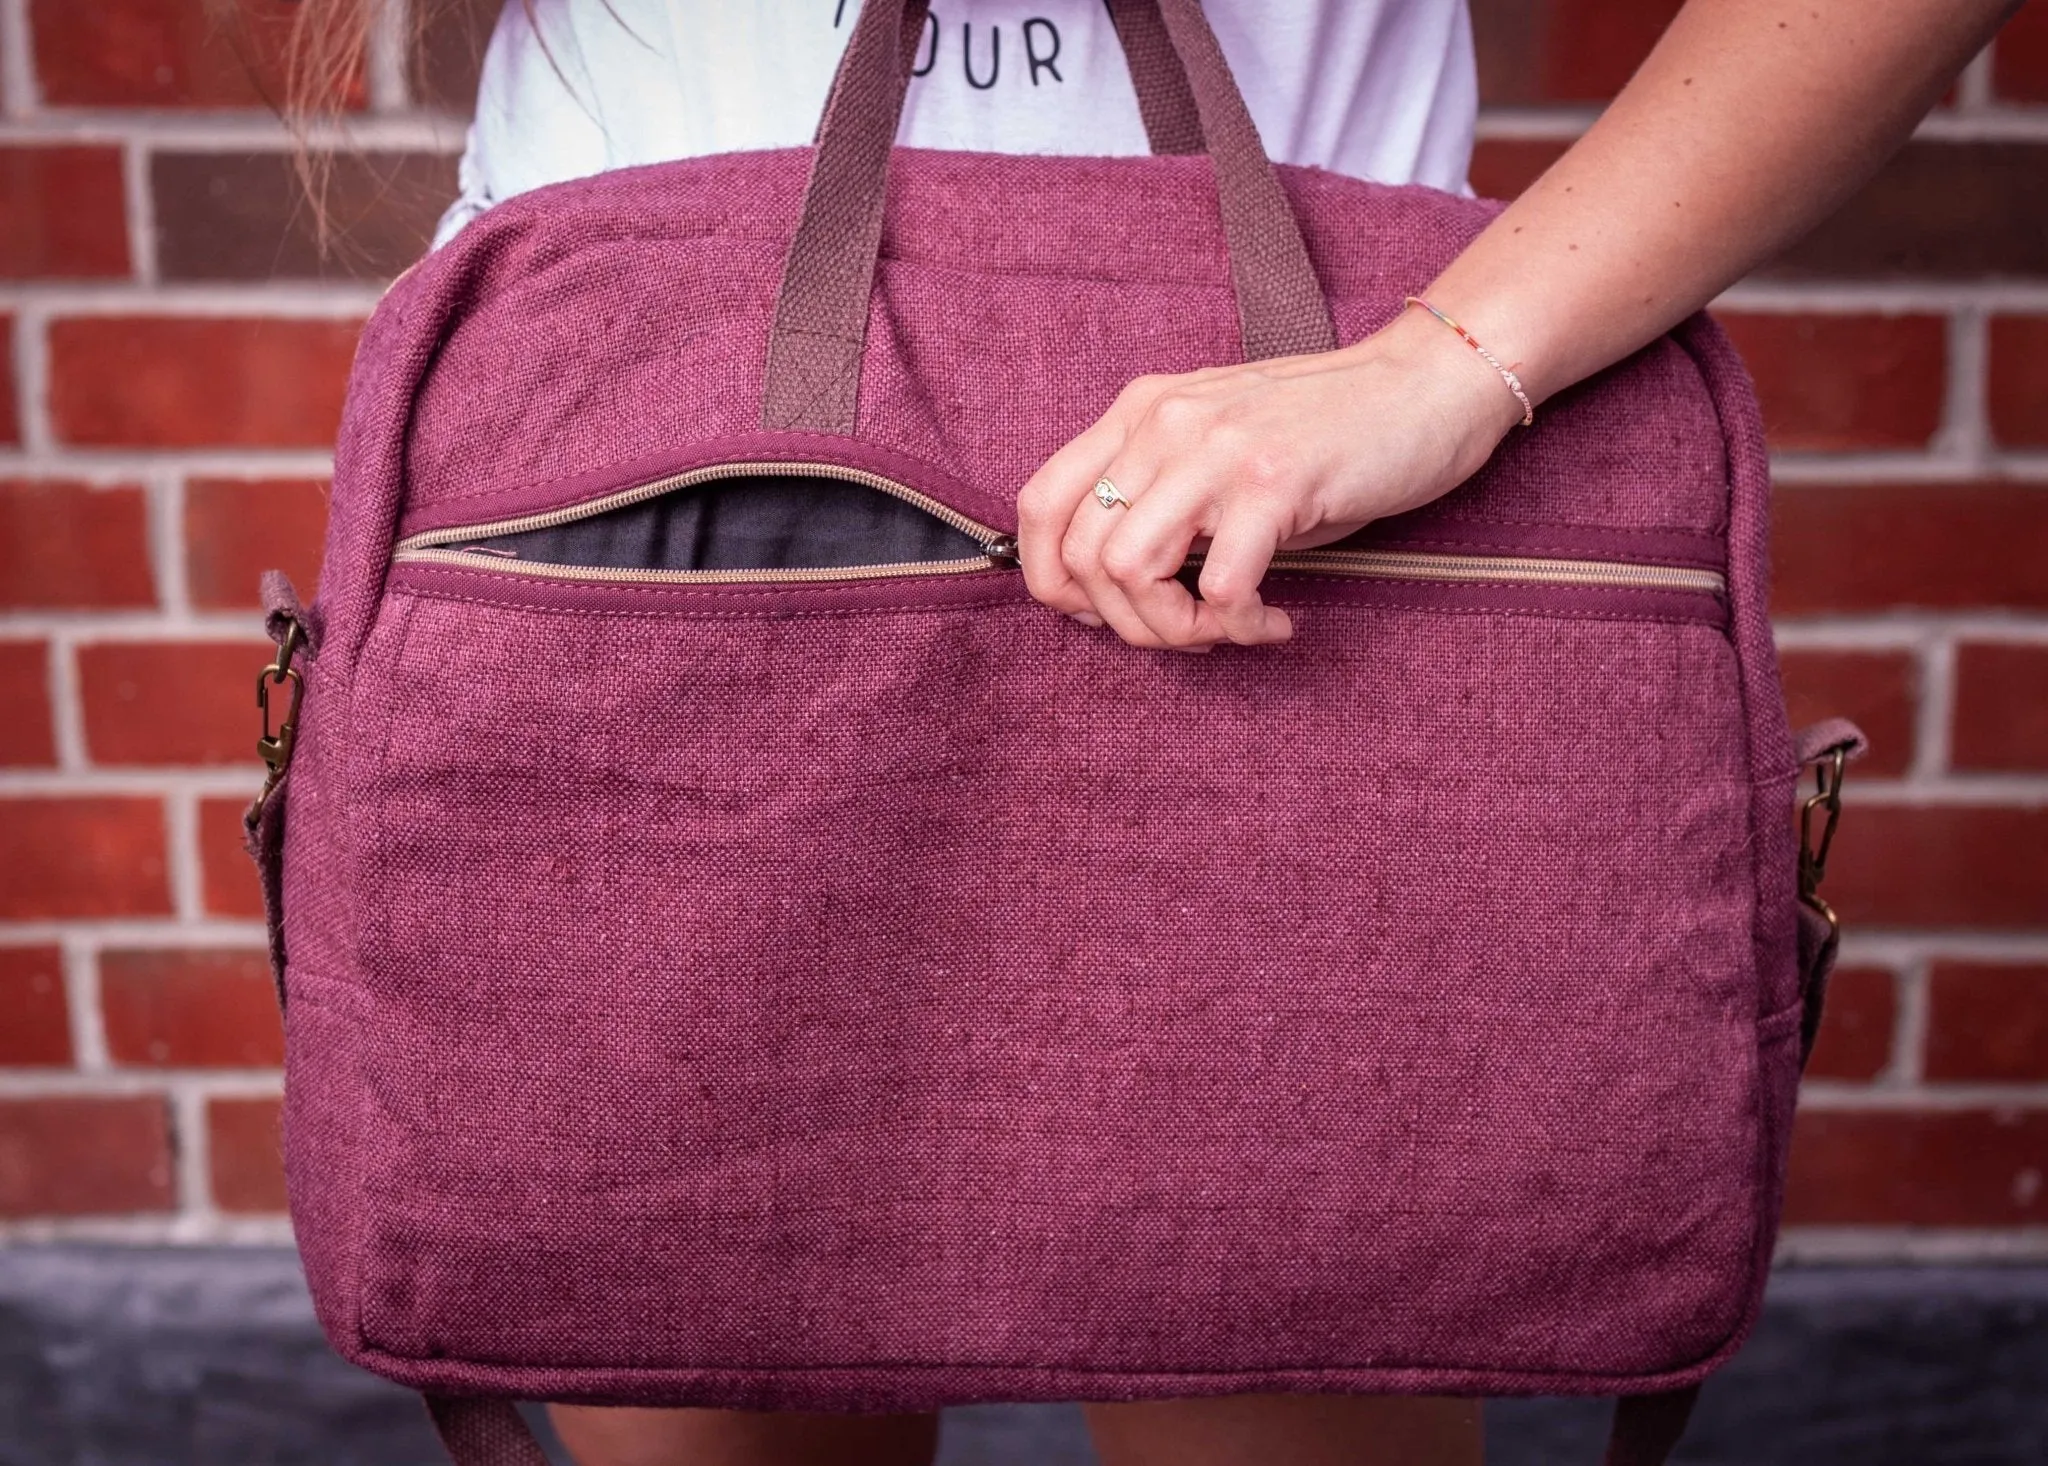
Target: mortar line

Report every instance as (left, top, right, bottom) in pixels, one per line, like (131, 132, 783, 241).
(0, 614, 272, 644)
(1718, 280, 2048, 311)
(120, 137, 159, 285)
(0, 283, 385, 314)
(45, 627, 87, 773)
(1769, 452, 2048, 482)
(0, 0, 34, 118)
(0, 112, 469, 150)
(13, 299, 50, 455)
(0, 450, 337, 479)
(0, 919, 269, 946)
(1915, 635, 1957, 781)
(0, 1215, 298, 1246)
(1891, 956, 1931, 1087)
(0, 767, 291, 796)
(1939, 306, 1991, 468)
(1841, 932, 2048, 964)
(168, 1082, 215, 1225)
(1798, 1081, 2048, 1109)
(0, 1070, 285, 1096)
(1772, 617, 2048, 646)
(59, 931, 109, 1073)
(163, 788, 205, 926)
(1776, 1228, 2048, 1264)
(149, 468, 191, 618)
(1955, 42, 1995, 111)
(369, 0, 414, 112)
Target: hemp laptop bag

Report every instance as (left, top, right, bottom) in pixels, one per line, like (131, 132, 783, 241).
(245, 1, 1867, 1461)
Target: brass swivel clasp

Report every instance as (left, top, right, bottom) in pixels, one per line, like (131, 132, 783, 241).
(248, 619, 305, 827)
(1797, 743, 1849, 939)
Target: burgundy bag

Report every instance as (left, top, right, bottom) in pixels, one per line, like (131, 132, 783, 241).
(248, 2, 1865, 1461)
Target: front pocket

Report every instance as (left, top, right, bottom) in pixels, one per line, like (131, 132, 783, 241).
(353, 469, 1766, 1377)
(390, 459, 1729, 615)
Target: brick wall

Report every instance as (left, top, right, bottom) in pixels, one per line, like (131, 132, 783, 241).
(1, 1, 2044, 1254)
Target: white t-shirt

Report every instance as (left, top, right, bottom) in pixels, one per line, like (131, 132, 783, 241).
(434, 1, 1478, 248)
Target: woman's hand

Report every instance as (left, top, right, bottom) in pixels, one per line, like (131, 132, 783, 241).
(1015, 305, 1527, 652)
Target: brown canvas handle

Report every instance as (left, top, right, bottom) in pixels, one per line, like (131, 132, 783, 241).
(761, 0, 1338, 433)
(1105, 0, 1205, 154)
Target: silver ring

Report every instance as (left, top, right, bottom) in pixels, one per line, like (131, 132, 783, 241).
(1093, 477, 1131, 511)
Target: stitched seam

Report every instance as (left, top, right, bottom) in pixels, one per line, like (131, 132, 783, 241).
(389, 583, 1726, 630)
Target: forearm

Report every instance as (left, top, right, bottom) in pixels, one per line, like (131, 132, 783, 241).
(1398, 0, 2018, 409)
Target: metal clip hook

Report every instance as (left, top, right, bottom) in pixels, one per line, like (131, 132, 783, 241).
(249, 620, 305, 827)
(1797, 744, 1849, 944)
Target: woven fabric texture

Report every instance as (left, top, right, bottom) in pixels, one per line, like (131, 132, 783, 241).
(268, 4, 1806, 1424)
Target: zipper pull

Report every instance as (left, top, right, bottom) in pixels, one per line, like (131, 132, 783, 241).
(982, 533, 1021, 568)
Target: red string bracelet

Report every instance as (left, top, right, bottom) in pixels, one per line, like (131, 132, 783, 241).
(1401, 296, 1535, 427)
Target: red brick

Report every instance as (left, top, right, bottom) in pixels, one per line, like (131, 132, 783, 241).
(1988, 316, 2048, 449)
(1779, 650, 1916, 780)
(1467, 138, 1569, 202)
(100, 948, 282, 1068)
(0, 480, 156, 609)
(0, 641, 55, 766)
(77, 641, 272, 767)
(411, 0, 498, 113)
(154, 151, 456, 282)
(1771, 483, 2048, 615)
(1994, 0, 2048, 102)
(0, 1095, 173, 1216)
(1470, 0, 1683, 103)
(0, 798, 171, 919)
(1761, 142, 2048, 281)
(0, 946, 72, 1067)
(0, 147, 130, 279)
(47, 317, 362, 449)
(198, 796, 264, 919)
(1926, 962, 2048, 1083)
(1825, 805, 2047, 930)
(185, 478, 328, 610)
(208, 1095, 286, 1213)
(1803, 967, 1895, 1083)
(1714, 314, 1945, 451)
(1785, 1108, 2048, 1226)
(1952, 643, 2048, 773)
(31, 0, 363, 110)
(0, 316, 17, 444)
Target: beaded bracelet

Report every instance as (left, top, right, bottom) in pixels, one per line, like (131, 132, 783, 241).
(1401, 296, 1535, 427)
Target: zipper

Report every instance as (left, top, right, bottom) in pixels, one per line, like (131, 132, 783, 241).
(391, 461, 1726, 596)
(392, 461, 1020, 585)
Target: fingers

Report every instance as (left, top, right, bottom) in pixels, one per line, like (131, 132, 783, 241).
(1016, 376, 1173, 620)
(1058, 455, 1294, 652)
(1058, 463, 1223, 651)
(1016, 372, 1297, 651)
(1015, 424, 1116, 619)
(1193, 503, 1293, 646)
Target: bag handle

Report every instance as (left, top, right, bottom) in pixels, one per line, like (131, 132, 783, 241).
(761, 0, 1338, 433)
(1104, 0, 1205, 154)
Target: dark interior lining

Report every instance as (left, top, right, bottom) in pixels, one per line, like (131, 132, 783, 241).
(460, 474, 986, 571)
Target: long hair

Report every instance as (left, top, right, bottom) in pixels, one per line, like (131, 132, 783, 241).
(214, 0, 453, 256)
